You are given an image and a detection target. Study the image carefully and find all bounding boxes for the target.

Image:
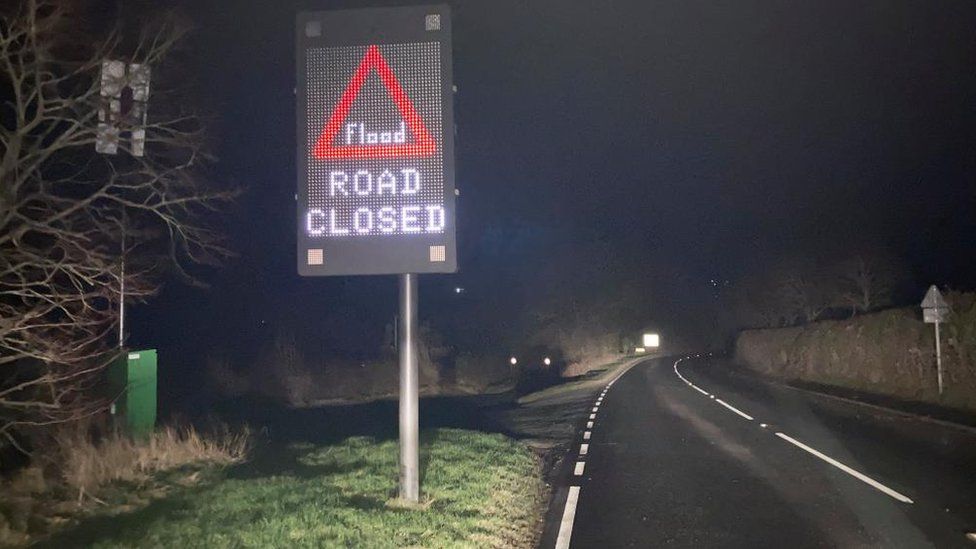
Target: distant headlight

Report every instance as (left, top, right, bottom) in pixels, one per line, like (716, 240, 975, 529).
(509, 356, 518, 365)
(543, 357, 551, 366)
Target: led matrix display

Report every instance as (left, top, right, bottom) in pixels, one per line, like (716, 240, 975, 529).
(297, 6, 456, 276)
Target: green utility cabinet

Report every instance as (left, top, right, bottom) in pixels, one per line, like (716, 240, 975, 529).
(108, 349, 158, 438)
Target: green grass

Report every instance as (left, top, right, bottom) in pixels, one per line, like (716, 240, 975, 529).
(47, 429, 544, 548)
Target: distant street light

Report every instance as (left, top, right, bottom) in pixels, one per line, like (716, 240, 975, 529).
(509, 356, 518, 365)
(454, 287, 463, 294)
(543, 357, 551, 366)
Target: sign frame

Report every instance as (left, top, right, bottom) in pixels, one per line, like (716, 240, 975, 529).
(296, 5, 457, 276)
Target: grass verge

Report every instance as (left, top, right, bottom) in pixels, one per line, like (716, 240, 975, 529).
(42, 428, 545, 548)
(1, 424, 250, 547)
(517, 354, 646, 405)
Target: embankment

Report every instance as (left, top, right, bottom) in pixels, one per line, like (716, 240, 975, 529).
(733, 293, 976, 413)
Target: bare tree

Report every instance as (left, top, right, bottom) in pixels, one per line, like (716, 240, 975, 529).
(1, 1, 234, 451)
(837, 254, 897, 315)
(766, 257, 844, 325)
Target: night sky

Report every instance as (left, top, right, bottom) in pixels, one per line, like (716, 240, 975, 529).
(130, 0, 976, 393)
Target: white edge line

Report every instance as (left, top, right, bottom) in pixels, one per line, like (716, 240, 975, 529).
(554, 486, 581, 549)
(715, 398, 754, 421)
(589, 413, 596, 419)
(586, 421, 593, 428)
(580, 443, 589, 455)
(583, 431, 591, 440)
(775, 432, 913, 504)
(574, 461, 586, 475)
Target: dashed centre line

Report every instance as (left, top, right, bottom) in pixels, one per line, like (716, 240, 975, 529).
(775, 432, 914, 504)
(673, 355, 915, 505)
(715, 398, 754, 421)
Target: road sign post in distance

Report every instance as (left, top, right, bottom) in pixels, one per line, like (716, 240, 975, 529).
(920, 285, 951, 395)
(296, 5, 456, 276)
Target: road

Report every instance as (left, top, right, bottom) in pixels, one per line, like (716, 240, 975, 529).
(544, 355, 976, 548)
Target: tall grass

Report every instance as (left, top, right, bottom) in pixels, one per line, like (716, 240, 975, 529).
(54, 424, 251, 494)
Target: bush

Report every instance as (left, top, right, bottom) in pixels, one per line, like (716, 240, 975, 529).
(454, 354, 515, 394)
(206, 327, 451, 406)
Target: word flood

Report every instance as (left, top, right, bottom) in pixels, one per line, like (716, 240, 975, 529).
(345, 121, 407, 145)
(307, 205, 446, 236)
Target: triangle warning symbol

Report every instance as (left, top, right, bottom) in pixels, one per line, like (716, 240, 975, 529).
(313, 45, 436, 160)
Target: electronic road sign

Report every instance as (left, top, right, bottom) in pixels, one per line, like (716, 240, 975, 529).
(296, 5, 456, 276)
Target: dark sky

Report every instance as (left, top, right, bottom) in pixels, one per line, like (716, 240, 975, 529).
(132, 0, 976, 368)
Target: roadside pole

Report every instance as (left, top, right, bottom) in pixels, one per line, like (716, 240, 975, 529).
(935, 319, 943, 395)
(920, 285, 949, 397)
(398, 274, 420, 502)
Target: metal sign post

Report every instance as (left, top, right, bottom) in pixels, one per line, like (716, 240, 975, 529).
(296, 6, 455, 503)
(398, 274, 419, 501)
(935, 320, 943, 395)
(921, 285, 950, 395)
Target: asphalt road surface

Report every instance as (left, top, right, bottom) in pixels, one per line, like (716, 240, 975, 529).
(544, 355, 976, 548)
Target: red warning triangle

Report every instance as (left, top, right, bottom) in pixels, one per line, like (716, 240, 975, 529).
(313, 45, 436, 160)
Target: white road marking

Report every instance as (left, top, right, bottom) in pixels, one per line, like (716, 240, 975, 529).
(715, 398, 754, 421)
(583, 431, 591, 440)
(775, 432, 914, 504)
(554, 486, 581, 549)
(586, 421, 593, 428)
(674, 357, 916, 504)
(580, 443, 589, 455)
(592, 406, 599, 412)
(589, 413, 596, 420)
(574, 461, 586, 476)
